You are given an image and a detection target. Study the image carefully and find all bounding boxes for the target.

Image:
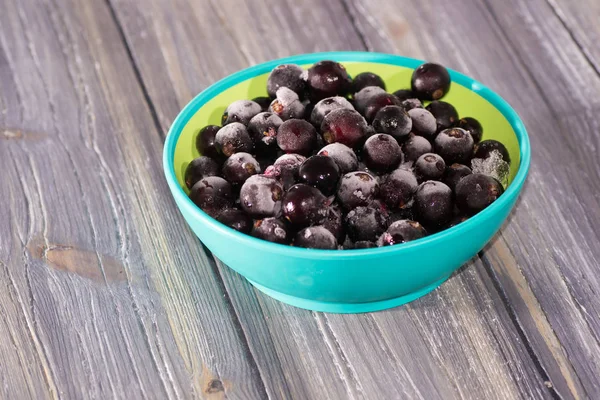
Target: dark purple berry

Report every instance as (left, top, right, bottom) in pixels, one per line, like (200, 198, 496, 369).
(252, 218, 291, 244)
(354, 86, 386, 114)
(447, 214, 469, 228)
(321, 108, 369, 148)
(414, 181, 453, 229)
(222, 152, 261, 185)
(345, 206, 389, 242)
(380, 168, 419, 209)
(310, 96, 354, 127)
(299, 155, 341, 196)
(267, 64, 306, 98)
(318, 143, 358, 173)
(474, 140, 510, 164)
(377, 220, 427, 246)
(434, 127, 474, 165)
(322, 206, 345, 243)
(443, 163, 472, 192)
(215, 122, 253, 157)
(392, 89, 416, 102)
(307, 60, 351, 102)
(351, 72, 386, 93)
(189, 177, 233, 218)
(372, 105, 412, 142)
(239, 175, 283, 218)
(362, 134, 403, 173)
(401, 98, 424, 111)
(222, 100, 262, 126)
(458, 117, 483, 144)
(389, 208, 416, 224)
(184, 156, 220, 189)
(408, 108, 437, 141)
(282, 183, 329, 227)
(277, 119, 317, 156)
(337, 171, 379, 210)
(196, 125, 221, 159)
(363, 93, 403, 123)
(252, 96, 271, 112)
(455, 174, 504, 215)
(247, 112, 283, 153)
(426, 101, 458, 132)
(411, 63, 451, 100)
(415, 153, 446, 182)
(217, 208, 252, 233)
(403, 133, 433, 162)
(353, 241, 377, 249)
(266, 153, 306, 190)
(269, 87, 305, 120)
(295, 226, 338, 249)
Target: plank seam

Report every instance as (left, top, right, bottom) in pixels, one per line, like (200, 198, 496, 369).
(104, 0, 164, 138)
(339, 0, 370, 50)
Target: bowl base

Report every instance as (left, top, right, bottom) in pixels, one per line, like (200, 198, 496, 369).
(248, 274, 451, 313)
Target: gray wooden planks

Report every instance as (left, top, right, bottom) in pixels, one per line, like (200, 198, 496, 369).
(0, 0, 268, 398)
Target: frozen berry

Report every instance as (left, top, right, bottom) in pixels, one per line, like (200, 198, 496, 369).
(426, 101, 458, 132)
(322, 206, 345, 243)
(443, 163, 472, 192)
(282, 183, 329, 227)
(354, 86, 386, 114)
(252, 218, 291, 244)
(411, 63, 451, 100)
(372, 105, 412, 142)
(267, 153, 306, 189)
(447, 214, 469, 228)
(196, 125, 221, 160)
(351, 72, 386, 93)
(471, 150, 509, 188)
(393, 89, 416, 102)
(474, 139, 510, 164)
(434, 127, 474, 164)
(299, 155, 341, 195)
(414, 181, 453, 229)
(401, 98, 424, 111)
(455, 174, 504, 215)
(269, 87, 305, 120)
(363, 93, 402, 122)
(337, 171, 379, 210)
(215, 122, 253, 157)
(377, 220, 427, 246)
(277, 119, 317, 156)
(247, 112, 283, 153)
(267, 64, 306, 98)
(318, 143, 358, 173)
(222, 152, 261, 186)
(184, 156, 220, 189)
(362, 134, 403, 173)
(380, 168, 418, 209)
(353, 241, 377, 249)
(252, 96, 271, 112)
(222, 100, 262, 126)
(458, 117, 483, 144)
(217, 208, 252, 233)
(345, 206, 389, 242)
(307, 60, 351, 101)
(321, 108, 369, 148)
(295, 226, 338, 249)
(239, 174, 283, 218)
(389, 208, 415, 224)
(408, 108, 437, 141)
(403, 133, 433, 162)
(189, 177, 233, 218)
(310, 96, 354, 127)
(415, 153, 446, 182)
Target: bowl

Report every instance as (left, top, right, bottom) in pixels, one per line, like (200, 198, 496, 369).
(163, 51, 530, 313)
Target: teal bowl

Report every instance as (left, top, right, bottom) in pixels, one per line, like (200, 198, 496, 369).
(163, 51, 530, 313)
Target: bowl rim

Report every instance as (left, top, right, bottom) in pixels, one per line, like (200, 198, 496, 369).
(163, 51, 531, 260)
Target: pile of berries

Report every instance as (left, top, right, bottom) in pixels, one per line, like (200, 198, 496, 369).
(185, 60, 510, 249)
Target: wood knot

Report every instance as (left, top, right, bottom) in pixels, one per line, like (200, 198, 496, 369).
(205, 379, 224, 394)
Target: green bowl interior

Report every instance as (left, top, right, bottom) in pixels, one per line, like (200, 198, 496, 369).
(173, 62, 520, 192)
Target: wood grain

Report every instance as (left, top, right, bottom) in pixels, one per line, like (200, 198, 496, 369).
(0, 0, 267, 398)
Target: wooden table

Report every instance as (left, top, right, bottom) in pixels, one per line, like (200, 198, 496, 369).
(1, 0, 598, 399)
